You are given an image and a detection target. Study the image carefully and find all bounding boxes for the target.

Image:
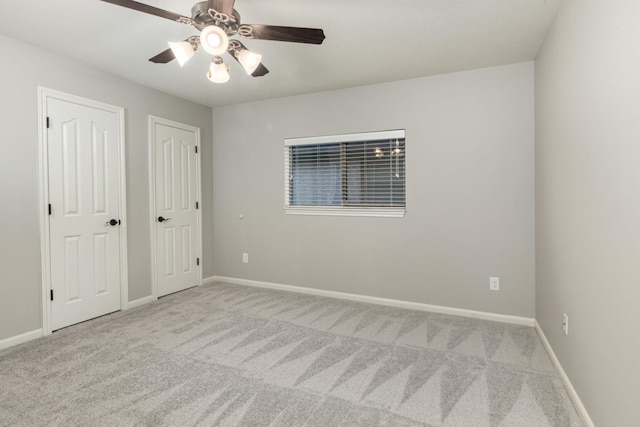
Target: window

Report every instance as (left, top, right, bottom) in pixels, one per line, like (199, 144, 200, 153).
(284, 130, 405, 217)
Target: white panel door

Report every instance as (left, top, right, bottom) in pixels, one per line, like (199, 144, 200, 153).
(153, 120, 200, 297)
(47, 98, 122, 331)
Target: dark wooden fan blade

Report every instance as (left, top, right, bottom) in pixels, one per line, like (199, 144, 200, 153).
(228, 40, 269, 77)
(101, 0, 189, 22)
(149, 48, 175, 64)
(238, 24, 325, 45)
(208, 0, 236, 17)
(251, 63, 269, 77)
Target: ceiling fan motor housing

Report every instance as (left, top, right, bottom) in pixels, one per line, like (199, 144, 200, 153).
(191, 1, 240, 34)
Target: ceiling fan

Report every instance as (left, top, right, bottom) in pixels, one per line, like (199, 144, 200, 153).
(101, 0, 326, 83)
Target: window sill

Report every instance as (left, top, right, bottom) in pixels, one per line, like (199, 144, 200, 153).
(284, 206, 405, 218)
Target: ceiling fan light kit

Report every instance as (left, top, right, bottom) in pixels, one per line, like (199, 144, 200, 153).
(207, 57, 230, 83)
(200, 25, 229, 56)
(168, 41, 195, 67)
(101, 0, 326, 85)
(237, 49, 262, 75)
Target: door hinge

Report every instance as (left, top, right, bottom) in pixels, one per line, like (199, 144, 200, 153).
(46, 117, 50, 129)
(195, 146, 198, 154)
(50, 289, 54, 301)
(196, 258, 200, 266)
(196, 201, 199, 209)
(48, 204, 52, 215)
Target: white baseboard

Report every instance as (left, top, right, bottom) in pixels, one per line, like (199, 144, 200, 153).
(0, 329, 43, 351)
(210, 276, 534, 327)
(126, 295, 156, 310)
(534, 321, 594, 427)
(202, 276, 217, 285)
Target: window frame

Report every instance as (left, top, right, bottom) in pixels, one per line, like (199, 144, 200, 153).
(284, 129, 406, 218)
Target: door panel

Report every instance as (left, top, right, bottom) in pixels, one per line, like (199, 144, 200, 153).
(164, 227, 175, 277)
(154, 121, 200, 297)
(63, 235, 81, 302)
(92, 124, 108, 214)
(182, 225, 192, 273)
(180, 142, 191, 210)
(93, 233, 109, 295)
(62, 119, 79, 215)
(48, 98, 122, 330)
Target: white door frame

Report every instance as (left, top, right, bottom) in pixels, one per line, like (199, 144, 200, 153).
(37, 87, 129, 335)
(148, 115, 202, 299)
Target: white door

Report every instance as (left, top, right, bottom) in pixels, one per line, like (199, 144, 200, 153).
(151, 118, 201, 297)
(47, 96, 124, 331)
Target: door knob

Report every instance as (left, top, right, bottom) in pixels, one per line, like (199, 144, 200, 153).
(106, 219, 120, 226)
(158, 216, 172, 223)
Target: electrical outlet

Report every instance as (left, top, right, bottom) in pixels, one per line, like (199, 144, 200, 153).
(563, 313, 569, 335)
(489, 277, 500, 291)
(242, 253, 248, 263)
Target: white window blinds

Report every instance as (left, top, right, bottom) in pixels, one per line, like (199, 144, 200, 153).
(284, 130, 406, 217)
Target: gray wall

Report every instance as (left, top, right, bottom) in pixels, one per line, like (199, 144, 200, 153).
(535, 0, 640, 424)
(212, 62, 535, 317)
(0, 35, 213, 341)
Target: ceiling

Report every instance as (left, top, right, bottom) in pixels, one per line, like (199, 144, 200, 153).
(0, 0, 562, 108)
